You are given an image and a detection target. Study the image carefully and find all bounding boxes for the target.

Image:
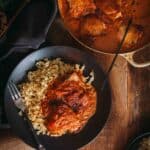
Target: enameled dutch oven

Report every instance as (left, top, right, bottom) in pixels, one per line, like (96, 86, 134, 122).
(58, 0, 150, 68)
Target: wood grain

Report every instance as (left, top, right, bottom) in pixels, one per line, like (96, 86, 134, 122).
(1, 55, 149, 150)
(0, 130, 33, 150)
(0, 17, 149, 150)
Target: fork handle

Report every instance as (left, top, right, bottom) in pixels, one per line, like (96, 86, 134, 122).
(23, 112, 46, 150)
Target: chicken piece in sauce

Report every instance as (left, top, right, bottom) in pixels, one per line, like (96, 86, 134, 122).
(67, 0, 96, 18)
(96, 0, 122, 22)
(116, 0, 134, 18)
(46, 104, 81, 136)
(41, 71, 96, 136)
(118, 24, 143, 49)
(81, 16, 106, 36)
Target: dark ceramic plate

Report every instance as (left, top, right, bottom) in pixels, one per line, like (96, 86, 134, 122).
(4, 46, 111, 150)
(127, 132, 150, 150)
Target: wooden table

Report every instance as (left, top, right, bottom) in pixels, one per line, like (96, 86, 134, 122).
(0, 18, 150, 150)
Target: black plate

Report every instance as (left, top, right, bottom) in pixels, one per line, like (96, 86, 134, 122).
(4, 46, 111, 150)
(127, 132, 150, 150)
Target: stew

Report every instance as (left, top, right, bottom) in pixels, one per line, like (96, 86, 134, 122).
(58, 0, 150, 53)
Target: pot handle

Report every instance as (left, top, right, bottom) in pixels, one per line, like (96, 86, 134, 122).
(121, 49, 150, 68)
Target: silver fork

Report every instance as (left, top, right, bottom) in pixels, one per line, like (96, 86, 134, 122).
(8, 80, 46, 150)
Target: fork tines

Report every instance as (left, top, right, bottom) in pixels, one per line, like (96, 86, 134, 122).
(8, 80, 21, 101)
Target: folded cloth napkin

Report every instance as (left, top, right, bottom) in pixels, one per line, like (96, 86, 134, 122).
(7, 0, 57, 49)
(0, 0, 57, 125)
(0, 0, 57, 59)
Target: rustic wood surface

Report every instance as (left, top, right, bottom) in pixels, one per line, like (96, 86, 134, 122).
(0, 18, 149, 150)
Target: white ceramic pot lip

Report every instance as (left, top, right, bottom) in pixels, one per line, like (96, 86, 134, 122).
(69, 30, 150, 56)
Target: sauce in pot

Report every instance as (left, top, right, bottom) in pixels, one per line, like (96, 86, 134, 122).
(58, 0, 150, 53)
